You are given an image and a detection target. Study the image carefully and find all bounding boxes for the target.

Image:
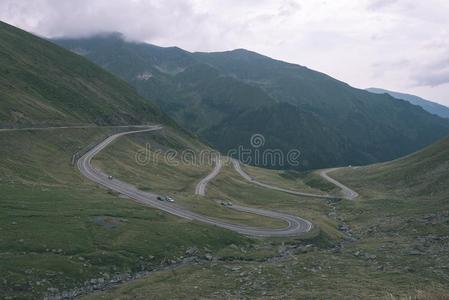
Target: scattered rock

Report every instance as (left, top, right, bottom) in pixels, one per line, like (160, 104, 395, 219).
(185, 246, 198, 256)
(408, 250, 424, 256)
(338, 224, 351, 233)
(229, 244, 239, 250)
(47, 287, 59, 293)
(365, 254, 377, 260)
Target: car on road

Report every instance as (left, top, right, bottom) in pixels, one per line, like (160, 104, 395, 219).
(157, 196, 163, 201)
(108, 175, 113, 180)
(165, 195, 175, 203)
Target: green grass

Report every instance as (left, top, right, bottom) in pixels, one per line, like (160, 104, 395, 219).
(3, 124, 449, 299)
(93, 127, 210, 194)
(0, 20, 167, 127)
(209, 160, 342, 240)
(92, 128, 288, 229)
(334, 136, 449, 199)
(0, 128, 249, 299)
(241, 163, 339, 194)
(80, 138, 449, 299)
(82, 246, 449, 299)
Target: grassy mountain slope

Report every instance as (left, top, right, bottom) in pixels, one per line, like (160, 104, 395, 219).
(0, 23, 250, 299)
(2, 23, 449, 298)
(367, 87, 449, 119)
(54, 34, 274, 135)
(0, 23, 331, 299)
(54, 34, 449, 170)
(0, 22, 168, 127)
(334, 135, 449, 199)
(82, 136, 449, 299)
(0, 127, 251, 299)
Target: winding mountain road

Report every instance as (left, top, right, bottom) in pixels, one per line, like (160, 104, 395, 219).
(4, 124, 355, 236)
(77, 127, 312, 237)
(0, 125, 358, 237)
(74, 125, 357, 237)
(231, 159, 358, 200)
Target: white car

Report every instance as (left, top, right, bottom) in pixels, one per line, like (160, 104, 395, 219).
(165, 196, 175, 203)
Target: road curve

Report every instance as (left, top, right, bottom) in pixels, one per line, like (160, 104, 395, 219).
(77, 127, 312, 237)
(231, 159, 358, 200)
(319, 168, 359, 200)
(195, 157, 222, 196)
(231, 159, 335, 199)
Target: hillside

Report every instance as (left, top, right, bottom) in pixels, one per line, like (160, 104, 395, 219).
(2, 22, 449, 299)
(0, 22, 168, 127)
(0, 23, 320, 297)
(0, 23, 249, 299)
(78, 134, 449, 299)
(367, 87, 449, 119)
(334, 135, 449, 199)
(53, 34, 274, 135)
(54, 34, 449, 170)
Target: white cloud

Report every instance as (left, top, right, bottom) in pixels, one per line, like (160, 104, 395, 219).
(1, 0, 449, 105)
(412, 57, 449, 87)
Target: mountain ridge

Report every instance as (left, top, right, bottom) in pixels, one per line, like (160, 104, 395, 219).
(53, 33, 449, 170)
(366, 87, 449, 119)
(0, 22, 176, 128)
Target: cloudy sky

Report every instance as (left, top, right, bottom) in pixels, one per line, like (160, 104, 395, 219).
(2, 0, 449, 106)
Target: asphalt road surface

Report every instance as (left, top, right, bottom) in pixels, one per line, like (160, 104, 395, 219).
(195, 157, 222, 196)
(319, 168, 359, 200)
(78, 127, 312, 237)
(0, 124, 152, 132)
(231, 159, 358, 200)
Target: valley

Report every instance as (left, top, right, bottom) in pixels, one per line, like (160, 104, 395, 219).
(80, 125, 313, 236)
(1, 18, 449, 300)
(79, 136, 449, 299)
(54, 34, 449, 170)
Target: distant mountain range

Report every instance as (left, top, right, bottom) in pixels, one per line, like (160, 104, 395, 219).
(53, 33, 449, 170)
(367, 88, 449, 119)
